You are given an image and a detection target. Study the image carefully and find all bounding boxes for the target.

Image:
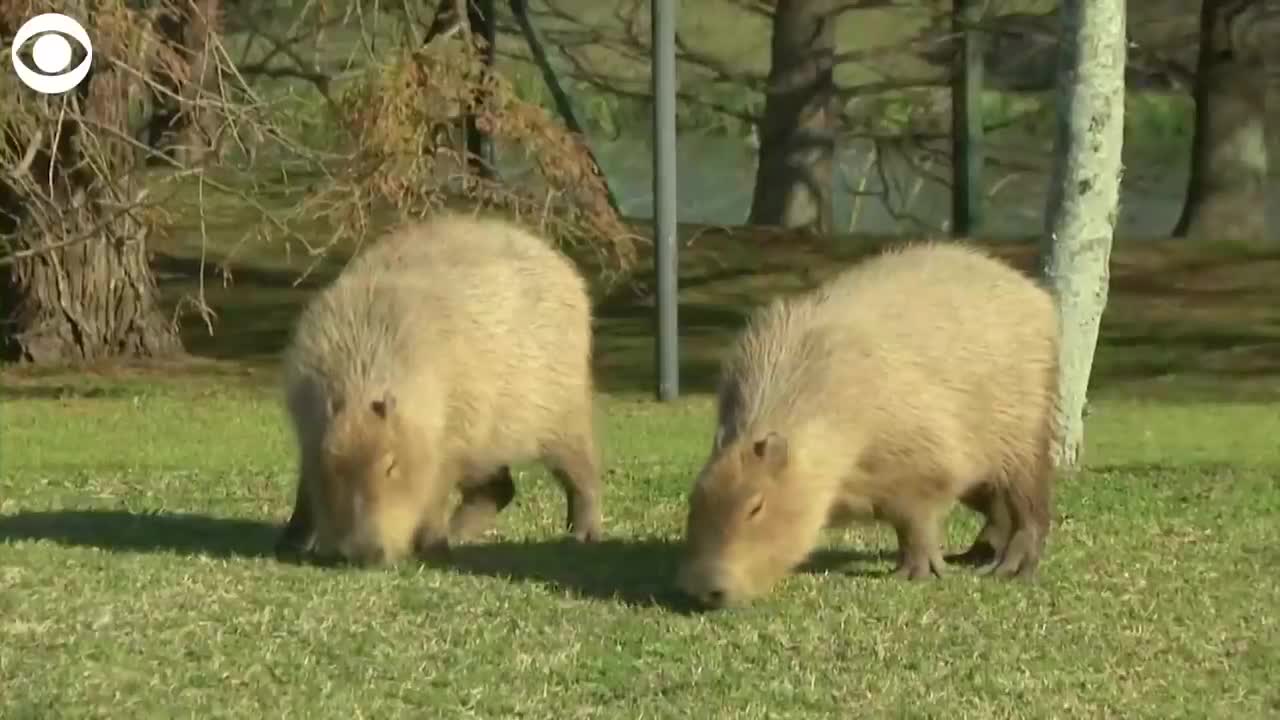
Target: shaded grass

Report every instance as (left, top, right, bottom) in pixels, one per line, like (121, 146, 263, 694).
(135, 208, 1280, 401)
(2, 228, 1279, 716)
(0, 510, 278, 560)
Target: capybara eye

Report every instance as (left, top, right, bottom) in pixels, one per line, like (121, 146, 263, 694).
(747, 497, 765, 519)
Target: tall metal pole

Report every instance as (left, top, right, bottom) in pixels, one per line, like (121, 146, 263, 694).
(652, 0, 679, 401)
(951, 0, 985, 236)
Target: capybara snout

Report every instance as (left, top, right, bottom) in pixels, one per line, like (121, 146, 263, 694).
(675, 562, 735, 609)
(307, 391, 432, 565)
(677, 432, 818, 608)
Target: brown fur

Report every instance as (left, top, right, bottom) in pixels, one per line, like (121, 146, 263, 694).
(676, 241, 1061, 607)
(275, 213, 603, 565)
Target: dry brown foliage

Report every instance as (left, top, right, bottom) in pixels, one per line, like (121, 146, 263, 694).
(0, 0, 219, 359)
(287, 31, 639, 283)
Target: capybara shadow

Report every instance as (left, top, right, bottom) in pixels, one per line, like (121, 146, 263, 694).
(444, 538, 700, 612)
(0, 510, 277, 559)
(798, 547, 899, 578)
(444, 540, 903, 612)
(0, 384, 132, 401)
(800, 546, 996, 579)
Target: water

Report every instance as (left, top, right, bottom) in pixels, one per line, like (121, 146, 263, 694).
(500, 130, 1278, 240)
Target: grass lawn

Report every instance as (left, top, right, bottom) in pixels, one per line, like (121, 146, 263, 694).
(2, 224, 1279, 717)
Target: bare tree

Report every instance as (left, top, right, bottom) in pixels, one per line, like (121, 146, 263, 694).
(517, 1, 1202, 236)
(1, 1, 186, 363)
(146, 0, 223, 165)
(747, 0, 836, 233)
(1040, 0, 1128, 468)
(1, 0, 635, 366)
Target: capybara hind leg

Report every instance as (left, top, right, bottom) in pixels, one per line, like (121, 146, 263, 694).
(950, 485, 1010, 567)
(887, 504, 948, 581)
(977, 487, 1045, 578)
(543, 436, 603, 542)
(276, 471, 317, 561)
(449, 466, 518, 542)
(978, 528, 1040, 578)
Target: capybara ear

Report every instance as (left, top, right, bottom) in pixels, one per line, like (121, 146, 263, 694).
(370, 390, 396, 420)
(751, 432, 789, 473)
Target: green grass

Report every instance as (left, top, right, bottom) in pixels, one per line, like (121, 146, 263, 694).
(3, 228, 1280, 717)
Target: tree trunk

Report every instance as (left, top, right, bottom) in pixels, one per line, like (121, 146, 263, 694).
(1, 226, 181, 364)
(146, 0, 222, 165)
(951, 0, 986, 236)
(1039, 0, 1128, 469)
(1269, 31, 1280, 245)
(1172, 0, 1267, 241)
(747, 0, 835, 233)
(2, 9, 183, 364)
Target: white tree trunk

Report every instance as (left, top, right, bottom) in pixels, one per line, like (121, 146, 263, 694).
(1040, 0, 1128, 469)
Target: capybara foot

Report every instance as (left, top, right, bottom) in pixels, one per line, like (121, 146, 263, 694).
(946, 540, 998, 568)
(276, 481, 317, 562)
(274, 523, 316, 563)
(890, 509, 947, 580)
(450, 467, 517, 543)
(413, 523, 453, 563)
(569, 515, 603, 543)
(545, 439, 603, 543)
(977, 529, 1040, 578)
(892, 550, 947, 580)
(566, 496, 604, 542)
(449, 505, 501, 543)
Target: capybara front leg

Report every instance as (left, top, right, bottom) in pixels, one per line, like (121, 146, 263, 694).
(412, 502, 453, 563)
(888, 504, 948, 581)
(544, 437, 603, 542)
(276, 467, 318, 562)
(449, 466, 518, 542)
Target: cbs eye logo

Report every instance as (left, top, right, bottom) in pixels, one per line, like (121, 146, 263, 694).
(10, 13, 94, 95)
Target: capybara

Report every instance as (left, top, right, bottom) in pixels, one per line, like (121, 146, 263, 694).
(676, 241, 1061, 607)
(275, 213, 604, 565)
